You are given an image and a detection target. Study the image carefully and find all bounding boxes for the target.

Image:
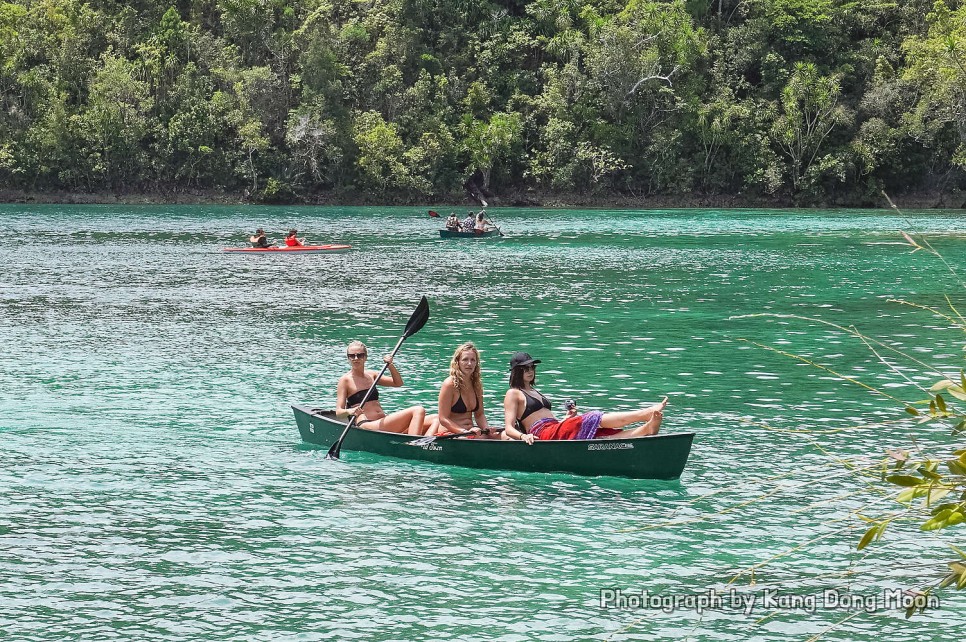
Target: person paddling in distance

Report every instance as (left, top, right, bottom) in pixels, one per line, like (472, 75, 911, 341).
(502, 352, 667, 445)
(474, 211, 488, 235)
(445, 212, 460, 231)
(335, 340, 433, 435)
(426, 342, 498, 439)
(285, 229, 305, 246)
(250, 228, 272, 248)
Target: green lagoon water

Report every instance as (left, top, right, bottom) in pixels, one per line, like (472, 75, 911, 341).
(2, 205, 965, 640)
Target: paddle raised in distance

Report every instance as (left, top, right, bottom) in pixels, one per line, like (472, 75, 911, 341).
(408, 427, 505, 447)
(326, 296, 431, 460)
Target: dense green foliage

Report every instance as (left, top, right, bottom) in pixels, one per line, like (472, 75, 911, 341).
(1, 0, 965, 203)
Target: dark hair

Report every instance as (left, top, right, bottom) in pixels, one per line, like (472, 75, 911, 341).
(508, 365, 536, 389)
(288, 229, 297, 236)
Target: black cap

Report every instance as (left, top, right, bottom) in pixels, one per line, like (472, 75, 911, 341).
(509, 351, 541, 370)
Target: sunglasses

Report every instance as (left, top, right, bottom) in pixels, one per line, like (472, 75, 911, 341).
(347, 352, 368, 360)
(521, 364, 536, 371)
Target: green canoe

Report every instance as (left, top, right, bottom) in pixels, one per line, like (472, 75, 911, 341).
(439, 229, 502, 239)
(292, 405, 694, 479)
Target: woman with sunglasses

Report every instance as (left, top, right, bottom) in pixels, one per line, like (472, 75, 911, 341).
(502, 352, 667, 445)
(335, 340, 433, 435)
(425, 342, 499, 439)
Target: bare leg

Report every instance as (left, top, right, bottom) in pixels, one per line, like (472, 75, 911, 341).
(423, 414, 440, 436)
(408, 406, 428, 435)
(599, 397, 667, 437)
(365, 406, 427, 434)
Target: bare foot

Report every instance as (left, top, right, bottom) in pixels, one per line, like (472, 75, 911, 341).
(643, 409, 663, 435)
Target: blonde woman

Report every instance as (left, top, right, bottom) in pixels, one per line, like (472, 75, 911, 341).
(428, 342, 497, 438)
(335, 340, 432, 435)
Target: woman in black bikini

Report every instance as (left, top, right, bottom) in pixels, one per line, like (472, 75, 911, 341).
(427, 342, 498, 438)
(502, 352, 667, 444)
(335, 340, 434, 435)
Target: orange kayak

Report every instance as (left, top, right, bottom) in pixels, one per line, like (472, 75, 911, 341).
(223, 244, 351, 254)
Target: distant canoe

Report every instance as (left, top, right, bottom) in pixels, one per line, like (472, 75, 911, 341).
(439, 229, 501, 239)
(292, 405, 693, 480)
(223, 244, 351, 254)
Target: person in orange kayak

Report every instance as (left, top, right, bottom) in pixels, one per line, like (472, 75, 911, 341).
(335, 340, 435, 435)
(502, 352, 667, 445)
(249, 228, 272, 248)
(284, 229, 305, 246)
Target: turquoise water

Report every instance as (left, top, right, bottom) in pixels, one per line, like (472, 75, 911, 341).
(2, 205, 965, 640)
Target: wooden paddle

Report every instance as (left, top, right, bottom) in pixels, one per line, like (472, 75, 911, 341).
(409, 427, 505, 447)
(326, 296, 431, 459)
(484, 214, 504, 237)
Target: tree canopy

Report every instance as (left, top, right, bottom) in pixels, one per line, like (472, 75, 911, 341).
(0, 0, 963, 204)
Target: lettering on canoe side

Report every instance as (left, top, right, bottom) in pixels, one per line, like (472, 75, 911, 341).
(423, 444, 443, 452)
(588, 442, 634, 451)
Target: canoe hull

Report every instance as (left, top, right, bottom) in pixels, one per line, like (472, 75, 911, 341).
(292, 405, 692, 480)
(223, 244, 351, 254)
(439, 229, 501, 239)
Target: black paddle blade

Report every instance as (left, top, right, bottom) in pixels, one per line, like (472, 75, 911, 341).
(403, 296, 430, 339)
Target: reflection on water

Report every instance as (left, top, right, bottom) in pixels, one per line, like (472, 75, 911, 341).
(1, 205, 964, 640)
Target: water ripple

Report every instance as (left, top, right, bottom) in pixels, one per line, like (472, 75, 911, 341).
(2, 206, 965, 639)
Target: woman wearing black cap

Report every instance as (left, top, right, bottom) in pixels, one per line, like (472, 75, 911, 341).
(502, 352, 667, 445)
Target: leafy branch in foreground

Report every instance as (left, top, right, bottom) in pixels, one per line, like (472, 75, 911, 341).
(852, 227, 966, 616)
(734, 225, 966, 618)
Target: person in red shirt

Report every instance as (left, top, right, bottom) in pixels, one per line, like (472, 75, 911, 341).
(284, 229, 304, 246)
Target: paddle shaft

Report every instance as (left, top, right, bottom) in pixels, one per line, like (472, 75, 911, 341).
(442, 427, 504, 440)
(409, 427, 505, 447)
(485, 216, 504, 237)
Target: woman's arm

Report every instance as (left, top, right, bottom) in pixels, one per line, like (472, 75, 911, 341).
(474, 392, 490, 432)
(502, 389, 534, 444)
(334, 376, 353, 418)
(376, 356, 403, 387)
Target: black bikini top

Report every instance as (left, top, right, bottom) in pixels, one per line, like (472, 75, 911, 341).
(451, 392, 479, 414)
(519, 389, 551, 422)
(346, 386, 379, 407)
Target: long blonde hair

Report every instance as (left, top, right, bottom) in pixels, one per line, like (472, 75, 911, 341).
(449, 342, 483, 399)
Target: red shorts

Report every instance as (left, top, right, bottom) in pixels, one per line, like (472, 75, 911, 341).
(530, 412, 620, 440)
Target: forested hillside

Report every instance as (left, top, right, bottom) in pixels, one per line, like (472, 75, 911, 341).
(1, 0, 964, 205)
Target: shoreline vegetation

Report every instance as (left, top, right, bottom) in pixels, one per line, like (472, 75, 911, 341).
(3, 2, 966, 208)
(2, 188, 963, 210)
